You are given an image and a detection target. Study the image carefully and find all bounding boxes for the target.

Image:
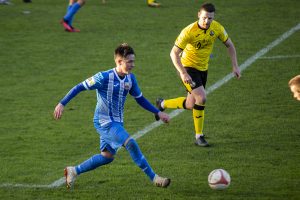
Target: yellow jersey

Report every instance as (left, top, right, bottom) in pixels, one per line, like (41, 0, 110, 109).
(175, 20, 228, 71)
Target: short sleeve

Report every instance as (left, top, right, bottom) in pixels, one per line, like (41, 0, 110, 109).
(175, 27, 191, 50)
(218, 24, 229, 43)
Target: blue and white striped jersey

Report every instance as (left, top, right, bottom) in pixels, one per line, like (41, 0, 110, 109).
(82, 68, 142, 126)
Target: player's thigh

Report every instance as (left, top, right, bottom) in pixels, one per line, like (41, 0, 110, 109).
(105, 122, 130, 149)
(95, 122, 130, 155)
(184, 68, 207, 91)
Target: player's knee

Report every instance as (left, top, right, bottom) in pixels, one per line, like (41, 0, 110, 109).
(201, 96, 206, 104)
(125, 138, 137, 152)
(101, 150, 114, 159)
(185, 103, 194, 110)
(78, 0, 86, 5)
(195, 95, 206, 105)
(124, 137, 131, 147)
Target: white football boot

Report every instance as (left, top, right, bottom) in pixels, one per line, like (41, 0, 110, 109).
(64, 166, 77, 189)
(153, 174, 171, 188)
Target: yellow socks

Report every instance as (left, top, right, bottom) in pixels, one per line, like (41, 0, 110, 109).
(192, 104, 205, 135)
(162, 98, 205, 135)
(163, 97, 186, 109)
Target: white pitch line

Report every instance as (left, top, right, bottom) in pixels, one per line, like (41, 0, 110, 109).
(1, 22, 299, 189)
(0, 177, 66, 189)
(260, 55, 300, 59)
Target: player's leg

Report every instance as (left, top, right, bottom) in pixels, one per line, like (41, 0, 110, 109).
(154, 70, 197, 121)
(61, 0, 85, 32)
(189, 86, 209, 146)
(61, 0, 75, 31)
(188, 69, 209, 147)
(64, 122, 116, 189)
(74, 122, 128, 176)
(64, 149, 114, 189)
(75, 150, 114, 175)
(124, 137, 155, 181)
(66, 0, 76, 26)
(147, 0, 160, 7)
(161, 97, 187, 109)
(155, 68, 202, 115)
(165, 68, 208, 146)
(107, 122, 169, 187)
(124, 137, 170, 187)
(184, 92, 195, 109)
(154, 96, 187, 120)
(64, 135, 115, 189)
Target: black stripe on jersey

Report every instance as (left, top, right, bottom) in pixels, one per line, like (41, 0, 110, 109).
(197, 22, 209, 31)
(175, 44, 184, 50)
(223, 38, 230, 48)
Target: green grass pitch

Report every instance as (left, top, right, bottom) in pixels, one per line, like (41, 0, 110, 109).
(0, 0, 299, 199)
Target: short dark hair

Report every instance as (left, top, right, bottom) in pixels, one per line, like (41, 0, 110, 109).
(200, 3, 215, 13)
(114, 43, 135, 58)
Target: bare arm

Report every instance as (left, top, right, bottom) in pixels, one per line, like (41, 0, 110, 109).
(224, 38, 241, 79)
(170, 45, 193, 84)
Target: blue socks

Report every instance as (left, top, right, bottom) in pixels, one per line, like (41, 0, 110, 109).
(75, 154, 114, 175)
(125, 138, 156, 181)
(64, 2, 81, 24)
(66, 4, 73, 26)
(74, 138, 156, 182)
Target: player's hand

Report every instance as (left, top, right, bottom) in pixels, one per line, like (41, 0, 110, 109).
(233, 66, 241, 79)
(158, 111, 170, 123)
(180, 72, 193, 85)
(53, 103, 64, 120)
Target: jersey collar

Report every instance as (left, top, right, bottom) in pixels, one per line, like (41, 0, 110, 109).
(113, 68, 126, 82)
(197, 21, 211, 31)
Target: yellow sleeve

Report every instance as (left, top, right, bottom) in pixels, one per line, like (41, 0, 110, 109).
(175, 27, 191, 50)
(218, 24, 229, 43)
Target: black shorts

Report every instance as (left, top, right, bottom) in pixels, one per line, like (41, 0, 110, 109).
(184, 67, 208, 91)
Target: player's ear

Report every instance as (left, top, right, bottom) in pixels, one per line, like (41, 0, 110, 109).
(114, 55, 122, 66)
(117, 58, 123, 66)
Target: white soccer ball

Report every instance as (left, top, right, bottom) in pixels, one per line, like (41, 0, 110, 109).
(208, 169, 231, 190)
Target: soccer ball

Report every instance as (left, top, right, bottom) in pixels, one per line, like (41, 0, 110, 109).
(208, 169, 231, 190)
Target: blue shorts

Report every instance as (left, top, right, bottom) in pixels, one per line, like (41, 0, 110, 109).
(94, 121, 130, 155)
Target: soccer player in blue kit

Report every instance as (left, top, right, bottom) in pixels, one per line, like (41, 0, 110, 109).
(53, 43, 171, 189)
(61, 0, 161, 32)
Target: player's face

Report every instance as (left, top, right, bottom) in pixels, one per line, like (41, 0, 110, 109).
(120, 54, 135, 75)
(290, 85, 300, 101)
(198, 10, 214, 29)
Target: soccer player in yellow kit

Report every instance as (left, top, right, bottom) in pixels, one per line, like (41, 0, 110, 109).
(147, 0, 160, 7)
(155, 3, 241, 147)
